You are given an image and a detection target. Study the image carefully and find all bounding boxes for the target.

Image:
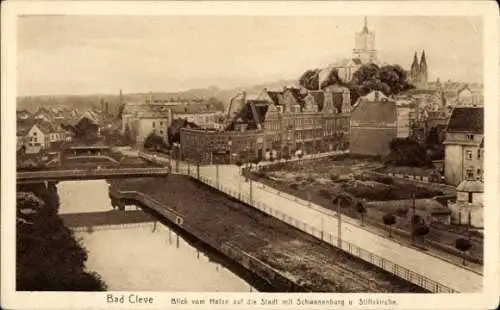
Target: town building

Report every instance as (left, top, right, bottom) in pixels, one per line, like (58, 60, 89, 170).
(443, 107, 484, 186)
(409, 51, 429, 89)
(448, 180, 483, 228)
(16, 109, 32, 120)
(455, 85, 483, 107)
(350, 91, 399, 156)
(180, 86, 351, 164)
(121, 97, 223, 148)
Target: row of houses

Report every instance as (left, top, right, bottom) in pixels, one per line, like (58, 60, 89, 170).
(120, 100, 224, 147)
(17, 109, 102, 154)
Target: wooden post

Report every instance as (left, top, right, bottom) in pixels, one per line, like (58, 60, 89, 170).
(337, 199, 342, 248)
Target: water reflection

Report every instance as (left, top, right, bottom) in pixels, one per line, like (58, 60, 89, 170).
(57, 180, 255, 292)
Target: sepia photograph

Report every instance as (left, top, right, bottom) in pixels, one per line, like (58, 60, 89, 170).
(2, 1, 499, 310)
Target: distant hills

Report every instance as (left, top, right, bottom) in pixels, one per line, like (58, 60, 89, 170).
(16, 79, 297, 114)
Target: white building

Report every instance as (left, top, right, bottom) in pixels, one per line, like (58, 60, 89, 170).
(448, 180, 483, 228)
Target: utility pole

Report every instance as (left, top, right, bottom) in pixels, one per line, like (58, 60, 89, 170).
(337, 198, 342, 248)
(411, 191, 416, 245)
(216, 163, 219, 189)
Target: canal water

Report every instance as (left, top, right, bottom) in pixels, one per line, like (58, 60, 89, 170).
(57, 180, 256, 292)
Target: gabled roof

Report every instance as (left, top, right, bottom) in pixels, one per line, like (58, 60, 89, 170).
(457, 180, 483, 193)
(309, 91, 325, 110)
(266, 91, 283, 105)
(446, 107, 483, 134)
(351, 97, 396, 123)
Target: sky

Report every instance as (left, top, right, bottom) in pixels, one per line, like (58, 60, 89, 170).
(17, 15, 483, 96)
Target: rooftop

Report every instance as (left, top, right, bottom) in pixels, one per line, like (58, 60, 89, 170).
(446, 107, 483, 134)
(457, 180, 483, 193)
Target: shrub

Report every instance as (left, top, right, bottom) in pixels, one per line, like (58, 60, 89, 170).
(289, 183, 299, 190)
(455, 238, 472, 265)
(382, 213, 397, 237)
(330, 174, 339, 181)
(317, 189, 332, 199)
(295, 176, 304, 182)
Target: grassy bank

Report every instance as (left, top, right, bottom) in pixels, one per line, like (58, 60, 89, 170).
(16, 182, 107, 291)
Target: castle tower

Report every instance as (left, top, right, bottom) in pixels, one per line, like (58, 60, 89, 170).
(410, 52, 420, 86)
(352, 17, 377, 64)
(419, 50, 428, 88)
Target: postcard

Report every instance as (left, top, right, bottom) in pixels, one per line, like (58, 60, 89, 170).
(1, 1, 499, 310)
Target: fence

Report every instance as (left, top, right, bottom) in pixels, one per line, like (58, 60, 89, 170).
(191, 172, 457, 293)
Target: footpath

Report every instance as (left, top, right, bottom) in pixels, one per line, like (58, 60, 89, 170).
(133, 151, 482, 293)
(109, 175, 425, 293)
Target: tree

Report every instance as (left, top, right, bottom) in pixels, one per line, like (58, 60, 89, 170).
(355, 201, 367, 226)
(298, 69, 320, 90)
(144, 133, 168, 150)
(385, 137, 433, 167)
(320, 68, 344, 89)
(455, 238, 472, 265)
(349, 63, 415, 104)
(382, 213, 397, 237)
(412, 224, 430, 247)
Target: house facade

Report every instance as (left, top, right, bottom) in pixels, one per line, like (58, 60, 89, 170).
(180, 87, 351, 164)
(448, 180, 483, 228)
(443, 107, 484, 186)
(350, 91, 397, 156)
(455, 86, 483, 107)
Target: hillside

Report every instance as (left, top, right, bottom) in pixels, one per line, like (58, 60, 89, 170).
(16, 79, 296, 113)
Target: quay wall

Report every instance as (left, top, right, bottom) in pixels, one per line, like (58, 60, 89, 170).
(109, 190, 308, 292)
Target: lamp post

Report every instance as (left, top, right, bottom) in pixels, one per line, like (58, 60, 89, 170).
(333, 196, 342, 248)
(227, 139, 233, 165)
(196, 153, 200, 179)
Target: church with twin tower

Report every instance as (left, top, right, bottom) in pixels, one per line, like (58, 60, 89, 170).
(321, 17, 429, 89)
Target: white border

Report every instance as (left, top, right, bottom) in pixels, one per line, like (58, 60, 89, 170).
(2, 1, 499, 310)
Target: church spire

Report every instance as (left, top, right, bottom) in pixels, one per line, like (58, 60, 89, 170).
(419, 50, 428, 88)
(411, 52, 419, 70)
(362, 16, 369, 33)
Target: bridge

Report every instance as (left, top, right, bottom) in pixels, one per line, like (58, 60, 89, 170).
(17, 167, 171, 183)
(131, 152, 482, 293)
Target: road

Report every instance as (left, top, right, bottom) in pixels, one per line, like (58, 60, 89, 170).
(193, 164, 482, 293)
(134, 153, 482, 293)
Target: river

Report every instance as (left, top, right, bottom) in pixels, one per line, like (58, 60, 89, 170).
(57, 180, 256, 292)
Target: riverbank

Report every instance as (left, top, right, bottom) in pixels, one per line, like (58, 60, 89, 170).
(109, 175, 426, 293)
(16, 182, 107, 291)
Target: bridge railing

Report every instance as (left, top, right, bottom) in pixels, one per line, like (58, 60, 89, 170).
(191, 172, 458, 293)
(17, 167, 171, 180)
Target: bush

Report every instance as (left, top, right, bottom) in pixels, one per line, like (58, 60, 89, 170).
(330, 174, 339, 181)
(317, 189, 332, 199)
(385, 137, 432, 167)
(17, 184, 107, 291)
(306, 176, 316, 183)
(289, 183, 299, 190)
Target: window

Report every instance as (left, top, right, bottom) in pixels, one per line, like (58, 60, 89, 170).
(160, 130, 164, 135)
(477, 168, 482, 177)
(466, 150, 472, 160)
(466, 134, 474, 140)
(160, 121, 163, 126)
(468, 192, 473, 203)
(477, 149, 481, 159)
(466, 168, 474, 180)
(33, 132, 37, 136)
(152, 121, 156, 128)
